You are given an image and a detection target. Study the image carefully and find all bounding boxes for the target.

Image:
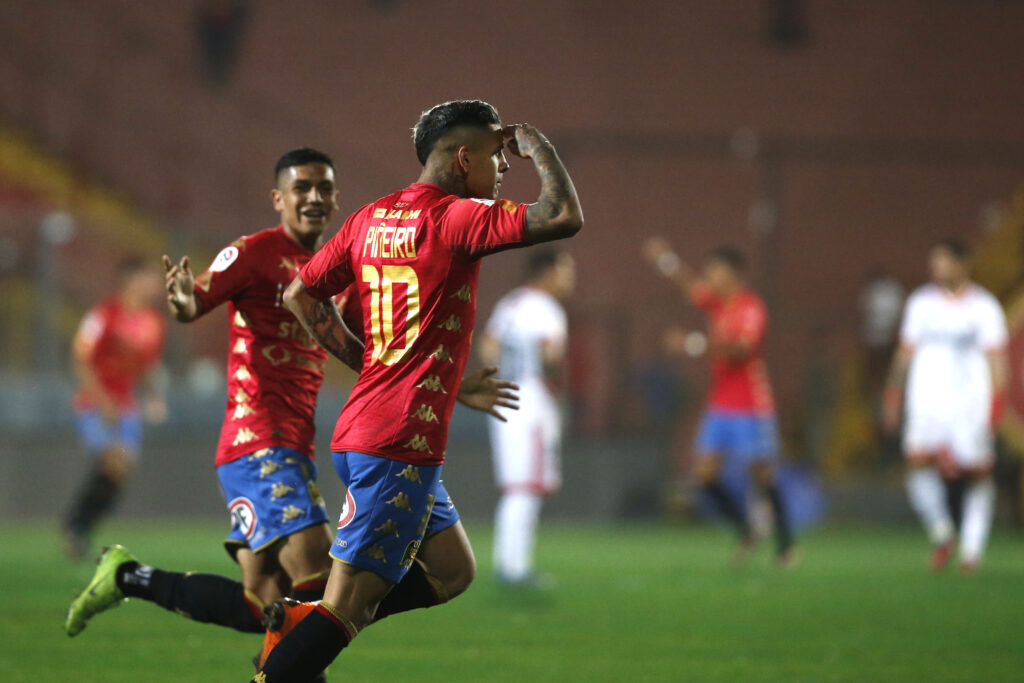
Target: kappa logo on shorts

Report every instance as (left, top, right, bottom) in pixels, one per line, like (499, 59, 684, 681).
(337, 488, 357, 529)
(228, 497, 257, 540)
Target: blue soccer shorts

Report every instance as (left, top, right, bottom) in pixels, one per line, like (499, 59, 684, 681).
(696, 410, 780, 464)
(74, 408, 143, 458)
(217, 446, 331, 559)
(330, 451, 460, 584)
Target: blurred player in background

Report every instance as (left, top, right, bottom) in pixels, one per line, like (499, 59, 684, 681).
(643, 238, 795, 566)
(479, 247, 573, 586)
(253, 100, 583, 681)
(62, 256, 166, 559)
(65, 148, 517, 680)
(884, 239, 1008, 573)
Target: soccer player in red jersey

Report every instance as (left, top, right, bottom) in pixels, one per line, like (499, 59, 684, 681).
(62, 256, 166, 558)
(643, 238, 795, 566)
(65, 150, 517, 676)
(252, 100, 583, 681)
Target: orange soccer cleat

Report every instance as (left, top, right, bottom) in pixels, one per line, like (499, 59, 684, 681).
(254, 599, 317, 672)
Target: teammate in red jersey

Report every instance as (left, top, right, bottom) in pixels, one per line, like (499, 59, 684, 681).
(62, 256, 166, 558)
(65, 150, 517, 679)
(644, 239, 795, 566)
(252, 100, 583, 681)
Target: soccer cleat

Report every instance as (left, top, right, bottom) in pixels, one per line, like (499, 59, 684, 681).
(255, 599, 317, 672)
(64, 544, 135, 636)
(775, 546, 802, 570)
(960, 559, 979, 575)
(731, 534, 759, 568)
(929, 541, 954, 572)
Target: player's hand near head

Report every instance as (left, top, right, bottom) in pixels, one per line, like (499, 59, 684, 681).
(457, 367, 520, 422)
(162, 255, 199, 322)
(510, 123, 584, 244)
(502, 124, 550, 160)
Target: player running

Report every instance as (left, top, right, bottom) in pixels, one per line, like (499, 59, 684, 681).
(252, 100, 583, 681)
(64, 149, 517, 676)
(479, 247, 574, 586)
(643, 239, 795, 566)
(884, 239, 1008, 573)
(62, 256, 167, 559)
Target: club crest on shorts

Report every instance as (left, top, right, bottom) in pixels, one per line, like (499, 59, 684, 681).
(337, 488, 357, 529)
(401, 539, 421, 570)
(228, 497, 257, 539)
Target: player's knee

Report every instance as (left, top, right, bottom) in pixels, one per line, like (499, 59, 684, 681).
(430, 548, 476, 601)
(694, 458, 720, 485)
(446, 553, 476, 599)
(750, 463, 775, 488)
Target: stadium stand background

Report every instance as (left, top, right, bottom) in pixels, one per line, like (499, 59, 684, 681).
(3, 0, 1024, 523)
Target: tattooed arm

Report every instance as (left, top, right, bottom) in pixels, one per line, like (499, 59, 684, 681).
(283, 276, 364, 372)
(504, 124, 584, 243)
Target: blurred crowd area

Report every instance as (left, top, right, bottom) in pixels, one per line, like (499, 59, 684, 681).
(3, 0, 1024, 522)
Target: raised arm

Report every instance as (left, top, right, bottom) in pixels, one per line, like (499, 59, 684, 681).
(282, 276, 364, 372)
(642, 236, 698, 300)
(162, 255, 201, 322)
(504, 125, 583, 243)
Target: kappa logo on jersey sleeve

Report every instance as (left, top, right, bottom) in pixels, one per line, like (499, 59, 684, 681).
(228, 497, 257, 539)
(209, 246, 240, 273)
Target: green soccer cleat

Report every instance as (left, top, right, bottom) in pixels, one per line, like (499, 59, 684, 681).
(64, 544, 135, 637)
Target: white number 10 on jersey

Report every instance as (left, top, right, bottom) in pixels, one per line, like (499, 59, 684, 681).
(362, 265, 421, 365)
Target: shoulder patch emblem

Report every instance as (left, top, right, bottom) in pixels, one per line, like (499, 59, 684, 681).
(209, 246, 239, 273)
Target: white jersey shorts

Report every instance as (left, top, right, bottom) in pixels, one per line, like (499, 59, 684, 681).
(903, 407, 993, 469)
(489, 381, 562, 495)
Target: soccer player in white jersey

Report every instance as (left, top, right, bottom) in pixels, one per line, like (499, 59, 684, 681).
(884, 239, 1008, 573)
(480, 248, 575, 585)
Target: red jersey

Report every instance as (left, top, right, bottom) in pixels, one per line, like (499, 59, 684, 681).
(193, 225, 329, 466)
(693, 285, 775, 414)
(301, 183, 529, 466)
(74, 298, 165, 411)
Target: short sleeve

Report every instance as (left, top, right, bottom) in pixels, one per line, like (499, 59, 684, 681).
(193, 241, 256, 314)
(899, 293, 925, 348)
(439, 198, 529, 258)
(300, 221, 355, 299)
(734, 298, 767, 348)
(537, 300, 568, 345)
(979, 296, 1008, 350)
(690, 284, 719, 313)
(74, 305, 110, 359)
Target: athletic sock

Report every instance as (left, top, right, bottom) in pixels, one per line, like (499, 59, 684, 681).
(959, 477, 995, 564)
(116, 563, 264, 633)
(254, 603, 353, 682)
(944, 477, 967, 529)
(493, 491, 543, 579)
(291, 574, 329, 603)
(906, 467, 954, 545)
(764, 484, 794, 555)
(373, 560, 445, 622)
(703, 482, 751, 538)
(64, 467, 120, 535)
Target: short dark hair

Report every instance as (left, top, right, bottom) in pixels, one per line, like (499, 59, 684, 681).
(525, 247, 564, 281)
(274, 147, 335, 182)
(412, 100, 501, 166)
(933, 238, 970, 262)
(708, 245, 747, 272)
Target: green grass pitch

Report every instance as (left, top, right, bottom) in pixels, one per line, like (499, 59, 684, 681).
(2, 520, 1023, 682)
